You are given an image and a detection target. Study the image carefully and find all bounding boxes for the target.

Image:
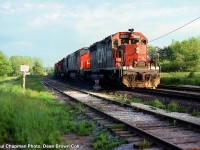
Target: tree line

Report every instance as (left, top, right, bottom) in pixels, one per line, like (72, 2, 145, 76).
(0, 51, 44, 77)
(148, 36, 200, 74)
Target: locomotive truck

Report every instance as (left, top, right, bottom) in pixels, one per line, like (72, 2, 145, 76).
(54, 29, 160, 89)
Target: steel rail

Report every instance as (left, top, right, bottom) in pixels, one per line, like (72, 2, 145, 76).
(134, 88, 200, 102)
(158, 84, 200, 92)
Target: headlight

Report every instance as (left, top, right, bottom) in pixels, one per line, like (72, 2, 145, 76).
(136, 47, 139, 53)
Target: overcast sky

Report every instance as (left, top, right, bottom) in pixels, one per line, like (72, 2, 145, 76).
(0, 0, 200, 67)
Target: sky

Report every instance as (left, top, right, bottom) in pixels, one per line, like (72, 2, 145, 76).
(0, 0, 200, 67)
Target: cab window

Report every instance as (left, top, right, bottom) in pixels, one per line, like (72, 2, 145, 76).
(113, 39, 118, 48)
(141, 39, 147, 45)
(121, 39, 129, 45)
(131, 39, 139, 44)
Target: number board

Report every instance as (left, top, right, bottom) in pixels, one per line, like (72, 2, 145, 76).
(133, 34, 140, 39)
(120, 34, 129, 39)
(20, 65, 29, 72)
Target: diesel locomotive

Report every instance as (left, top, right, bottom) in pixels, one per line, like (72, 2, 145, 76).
(54, 29, 160, 89)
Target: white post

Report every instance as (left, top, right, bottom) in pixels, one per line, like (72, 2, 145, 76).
(23, 71, 26, 90)
(20, 65, 29, 91)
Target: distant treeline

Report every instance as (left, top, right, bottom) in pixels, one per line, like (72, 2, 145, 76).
(148, 36, 200, 73)
(0, 52, 47, 77)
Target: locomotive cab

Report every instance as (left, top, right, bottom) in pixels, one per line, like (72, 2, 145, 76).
(113, 29, 160, 89)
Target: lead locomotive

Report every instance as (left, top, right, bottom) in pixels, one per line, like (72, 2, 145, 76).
(54, 29, 160, 89)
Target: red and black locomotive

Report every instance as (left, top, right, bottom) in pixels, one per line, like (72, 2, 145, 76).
(54, 29, 160, 89)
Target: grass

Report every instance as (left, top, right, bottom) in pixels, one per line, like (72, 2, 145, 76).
(92, 131, 125, 150)
(167, 102, 178, 112)
(93, 105, 103, 110)
(161, 72, 200, 86)
(114, 93, 129, 104)
(166, 102, 189, 113)
(108, 124, 125, 129)
(112, 91, 200, 117)
(76, 120, 95, 136)
(139, 139, 150, 149)
(0, 76, 20, 84)
(145, 99, 165, 109)
(192, 110, 200, 117)
(0, 84, 63, 144)
(0, 76, 96, 145)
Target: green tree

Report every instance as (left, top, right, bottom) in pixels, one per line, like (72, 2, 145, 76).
(158, 36, 200, 72)
(44, 67, 54, 75)
(148, 45, 157, 60)
(10, 56, 43, 75)
(148, 45, 160, 67)
(159, 45, 175, 61)
(32, 61, 44, 75)
(10, 56, 24, 75)
(0, 51, 13, 77)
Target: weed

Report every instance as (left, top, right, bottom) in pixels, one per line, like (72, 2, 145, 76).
(167, 102, 178, 112)
(173, 120, 177, 126)
(132, 107, 140, 112)
(150, 106, 157, 110)
(178, 106, 189, 113)
(125, 100, 131, 104)
(148, 99, 165, 109)
(169, 120, 177, 126)
(139, 139, 150, 149)
(192, 109, 200, 117)
(74, 103, 84, 111)
(93, 105, 103, 110)
(130, 98, 142, 103)
(77, 120, 95, 136)
(109, 124, 125, 129)
(92, 132, 125, 150)
(115, 93, 129, 103)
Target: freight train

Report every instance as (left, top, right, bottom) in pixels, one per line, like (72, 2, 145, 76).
(54, 29, 160, 89)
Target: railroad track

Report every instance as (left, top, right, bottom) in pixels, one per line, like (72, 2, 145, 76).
(156, 84, 200, 101)
(101, 82, 200, 102)
(43, 78, 200, 150)
(158, 84, 200, 93)
(53, 79, 200, 102)
(134, 88, 200, 102)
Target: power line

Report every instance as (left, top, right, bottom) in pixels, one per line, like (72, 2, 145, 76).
(149, 17, 200, 43)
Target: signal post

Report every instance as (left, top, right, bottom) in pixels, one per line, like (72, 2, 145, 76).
(20, 65, 29, 90)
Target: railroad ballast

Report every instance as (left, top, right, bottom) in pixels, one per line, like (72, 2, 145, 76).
(54, 29, 160, 89)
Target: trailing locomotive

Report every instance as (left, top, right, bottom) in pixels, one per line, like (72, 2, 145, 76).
(54, 29, 160, 89)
